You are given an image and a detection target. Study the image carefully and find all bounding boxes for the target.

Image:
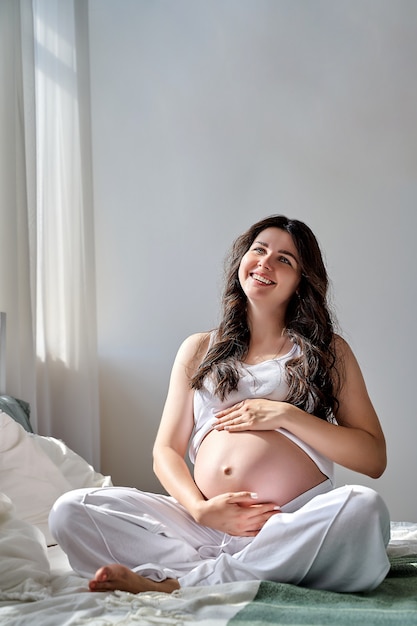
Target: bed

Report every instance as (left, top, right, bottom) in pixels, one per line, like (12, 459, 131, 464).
(1, 408, 416, 626)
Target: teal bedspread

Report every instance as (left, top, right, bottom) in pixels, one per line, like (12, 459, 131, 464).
(230, 554, 417, 626)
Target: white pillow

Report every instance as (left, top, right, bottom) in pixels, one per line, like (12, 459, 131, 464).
(0, 411, 112, 545)
(32, 432, 112, 490)
(0, 492, 51, 600)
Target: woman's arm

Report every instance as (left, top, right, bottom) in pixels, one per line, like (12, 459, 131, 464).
(153, 333, 280, 535)
(214, 336, 387, 478)
(152, 333, 208, 512)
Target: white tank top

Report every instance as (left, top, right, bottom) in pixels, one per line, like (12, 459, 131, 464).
(189, 342, 334, 485)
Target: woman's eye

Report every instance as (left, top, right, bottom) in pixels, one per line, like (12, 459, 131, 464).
(253, 247, 265, 254)
(278, 256, 291, 265)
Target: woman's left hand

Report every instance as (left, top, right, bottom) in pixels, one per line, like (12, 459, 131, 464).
(214, 399, 286, 431)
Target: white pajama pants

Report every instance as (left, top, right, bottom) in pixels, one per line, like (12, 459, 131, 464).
(48, 481, 391, 593)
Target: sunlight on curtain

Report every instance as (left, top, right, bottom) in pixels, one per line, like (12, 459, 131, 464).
(33, 0, 100, 467)
(0, 0, 99, 467)
(0, 0, 37, 415)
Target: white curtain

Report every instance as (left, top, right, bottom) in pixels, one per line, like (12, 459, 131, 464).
(0, 0, 37, 411)
(0, 0, 100, 468)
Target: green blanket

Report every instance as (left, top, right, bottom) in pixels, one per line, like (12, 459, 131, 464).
(230, 555, 417, 626)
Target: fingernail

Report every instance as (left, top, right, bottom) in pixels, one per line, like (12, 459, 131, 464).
(250, 493, 259, 499)
(273, 506, 281, 511)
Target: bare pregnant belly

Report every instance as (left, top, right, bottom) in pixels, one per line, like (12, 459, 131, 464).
(193, 429, 327, 507)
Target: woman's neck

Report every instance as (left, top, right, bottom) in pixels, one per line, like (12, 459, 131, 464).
(247, 306, 286, 341)
(245, 312, 288, 364)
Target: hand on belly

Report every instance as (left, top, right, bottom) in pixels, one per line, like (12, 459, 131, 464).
(193, 429, 326, 507)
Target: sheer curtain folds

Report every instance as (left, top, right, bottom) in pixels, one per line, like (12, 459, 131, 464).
(0, 0, 36, 411)
(0, 0, 100, 468)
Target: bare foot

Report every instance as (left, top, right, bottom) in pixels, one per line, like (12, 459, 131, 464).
(88, 564, 180, 594)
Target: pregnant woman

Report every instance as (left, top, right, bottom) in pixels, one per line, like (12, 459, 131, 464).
(49, 215, 390, 594)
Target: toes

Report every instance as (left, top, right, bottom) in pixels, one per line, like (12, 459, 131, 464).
(89, 578, 116, 592)
(95, 566, 112, 582)
(99, 570, 109, 582)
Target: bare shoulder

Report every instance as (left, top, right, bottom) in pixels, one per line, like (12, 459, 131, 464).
(331, 334, 364, 389)
(332, 334, 357, 367)
(175, 331, 212, 376)
(178, 331, 211, 357)
(332, 333, 371, 398)
(332, 333, 350, 354)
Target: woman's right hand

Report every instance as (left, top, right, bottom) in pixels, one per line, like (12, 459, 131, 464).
(192, 492, 281, 536)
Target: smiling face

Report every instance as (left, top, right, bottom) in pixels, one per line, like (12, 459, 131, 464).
(238, 227, 302, 313)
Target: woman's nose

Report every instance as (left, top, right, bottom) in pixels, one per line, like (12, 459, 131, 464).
(258, 255, 271, 270)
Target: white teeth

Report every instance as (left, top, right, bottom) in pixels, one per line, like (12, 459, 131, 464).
(252, 273, 274, 285)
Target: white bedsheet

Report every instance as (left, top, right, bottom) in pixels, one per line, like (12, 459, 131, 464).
(0, 542, 259, 625)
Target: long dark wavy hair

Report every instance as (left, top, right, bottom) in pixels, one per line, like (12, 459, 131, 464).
(190, 215, 340, 421)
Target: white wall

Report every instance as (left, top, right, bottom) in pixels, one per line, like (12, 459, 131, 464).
(88, 0, 417, 521)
